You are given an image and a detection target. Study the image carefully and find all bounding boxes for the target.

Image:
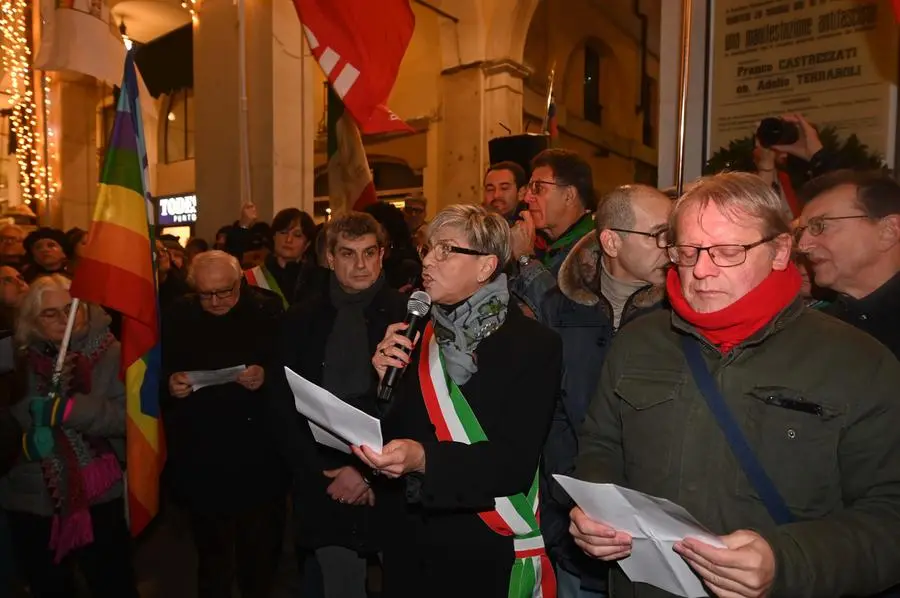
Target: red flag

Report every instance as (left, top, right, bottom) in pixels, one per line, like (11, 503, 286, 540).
(293, 0, 415, 134)
(894, 0, 900, 22)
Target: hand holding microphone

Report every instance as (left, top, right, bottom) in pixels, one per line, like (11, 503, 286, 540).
(373, 322, 417, 381)
(373, 291, 431, 401)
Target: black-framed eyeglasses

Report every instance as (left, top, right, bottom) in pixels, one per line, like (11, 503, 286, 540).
(426, 241, 488, 262)
(667, 235, 778, 268)
(609, 227, 669, 249)
(197, 283, 237, 301)
(793, 214, 870, 242)
(526, 179, 567, 195)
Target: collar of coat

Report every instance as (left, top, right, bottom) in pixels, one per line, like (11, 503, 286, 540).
(557, 232, 665, 310)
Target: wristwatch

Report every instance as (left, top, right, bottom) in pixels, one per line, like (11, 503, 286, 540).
(518, 254, 533, 268)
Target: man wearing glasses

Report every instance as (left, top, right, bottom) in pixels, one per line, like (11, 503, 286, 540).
(572, 172, 900, 598)
(539, 184, 671, 598)
(510, 149, 597, 314)
(162, 250, 287, 598)
(797, 170, 900, 358)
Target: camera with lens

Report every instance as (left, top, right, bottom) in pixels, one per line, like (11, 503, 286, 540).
(756, 117, 799, 148)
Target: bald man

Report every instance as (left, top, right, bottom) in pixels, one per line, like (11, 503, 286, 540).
(536, 185, 672, 598)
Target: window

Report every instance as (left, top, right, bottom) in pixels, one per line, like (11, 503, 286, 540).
(584, 46, 602, 125)
(164, 88, 195, 163)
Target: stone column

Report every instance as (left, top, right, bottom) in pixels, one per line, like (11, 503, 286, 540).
(57, 75, 103, 230)
(193, 0, 242, 240)
(436, 59, 528, 210)
(193, 0, 315, 241)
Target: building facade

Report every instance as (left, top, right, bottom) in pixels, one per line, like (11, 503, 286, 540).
(8, 0, 666, 241)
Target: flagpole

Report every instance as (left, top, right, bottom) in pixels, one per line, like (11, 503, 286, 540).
(235, 0, 252, 206)
(541, 64, 556, 133)
(674, 0, 693, 196)
(52, 298, 80, 388)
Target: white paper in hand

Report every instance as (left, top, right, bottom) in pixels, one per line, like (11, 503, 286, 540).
(554, 475, 726, 598)
(284, 367, 383, 453)
(184, 365, 247, 391)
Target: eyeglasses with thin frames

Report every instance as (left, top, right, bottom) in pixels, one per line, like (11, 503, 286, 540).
(526, 179, 567, 195)
(608, 228, 669, 249)
(793, 214, 870, 243)
(39, 303, 75, 322)
(425, 241, 488, 262)
(667, 235, 778, 268)
(197, 283, 237, 302)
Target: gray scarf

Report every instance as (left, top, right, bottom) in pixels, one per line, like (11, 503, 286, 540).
(323, 273, 385, 402)
(431, 273, 509, 386)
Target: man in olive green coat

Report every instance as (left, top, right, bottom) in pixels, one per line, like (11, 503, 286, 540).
(571, 172, 900, 598)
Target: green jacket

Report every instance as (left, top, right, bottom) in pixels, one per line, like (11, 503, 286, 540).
(575, 298, 900, 598)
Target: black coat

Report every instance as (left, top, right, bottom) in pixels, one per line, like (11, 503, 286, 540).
(378, 305, 562, 598)
(161, 288, 287, 513)
(266, 281, 407, 551)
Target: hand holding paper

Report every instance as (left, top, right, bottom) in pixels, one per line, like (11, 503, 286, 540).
(554, 475, 727, 598)
(674, 530, 776, 598)
(285, 367, 383, 454)
(184, 365, 247, 392)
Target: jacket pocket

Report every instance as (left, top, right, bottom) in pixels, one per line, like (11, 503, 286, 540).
(614, 371, 683, 479)
(740, 386, 843, 516)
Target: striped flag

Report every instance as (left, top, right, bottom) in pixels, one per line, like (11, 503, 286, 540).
(70, 52, 163, 537)
(293, 0, 415, 134)
(327, 85, 378, 213)
(547, 98, 559, 146)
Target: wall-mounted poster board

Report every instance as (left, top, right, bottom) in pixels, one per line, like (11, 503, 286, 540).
(706, 0, 899, 167)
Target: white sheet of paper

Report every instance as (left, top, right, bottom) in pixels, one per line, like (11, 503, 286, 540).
(185, 365, 247, 391)
(554, 475, 726, 598)
(309, 422, 351, 454)
(285, 367, 383, 453)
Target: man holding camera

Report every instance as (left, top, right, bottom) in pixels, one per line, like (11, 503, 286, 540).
(754, 113, 841, 216)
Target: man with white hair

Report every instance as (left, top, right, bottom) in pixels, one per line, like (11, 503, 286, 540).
(571, 172, 900, 598)
(161, 250, 287, 598)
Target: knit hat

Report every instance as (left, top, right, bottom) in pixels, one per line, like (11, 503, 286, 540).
(23, 227, 67, 257)
(160, 234, 184, 252)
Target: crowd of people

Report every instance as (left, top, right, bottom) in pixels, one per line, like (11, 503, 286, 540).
(1, 113, 900, 598)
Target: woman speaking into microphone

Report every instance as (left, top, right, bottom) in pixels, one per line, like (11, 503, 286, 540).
(354, 204, 562, 598)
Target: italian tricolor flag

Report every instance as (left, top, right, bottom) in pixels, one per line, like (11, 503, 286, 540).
(327, 85, 378, 213)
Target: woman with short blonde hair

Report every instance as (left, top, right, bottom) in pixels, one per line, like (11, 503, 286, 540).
(358, 204, 563, 598)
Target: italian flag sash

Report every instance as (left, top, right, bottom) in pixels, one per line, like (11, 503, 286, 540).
(418, 323, 556, 598)
(244, 265, 288, 308)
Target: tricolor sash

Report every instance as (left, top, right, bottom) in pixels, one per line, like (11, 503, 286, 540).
(244, 265, 288, 308)
(418, 323, 556, 598)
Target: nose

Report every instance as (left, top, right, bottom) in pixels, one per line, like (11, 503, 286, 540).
(795, 227, 813, 253)
(691, 249, 719, 279)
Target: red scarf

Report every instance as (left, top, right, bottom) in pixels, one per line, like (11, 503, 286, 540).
(666, 263, 802, 353)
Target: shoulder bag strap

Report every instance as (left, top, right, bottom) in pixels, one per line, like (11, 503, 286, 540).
(680, 335, 794, 525)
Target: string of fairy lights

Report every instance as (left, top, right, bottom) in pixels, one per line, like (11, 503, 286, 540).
(181, 0, 199, 23)
(0, 0, 57, 210)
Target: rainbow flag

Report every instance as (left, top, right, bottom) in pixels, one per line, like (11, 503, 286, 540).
(70, 52, 163, 537)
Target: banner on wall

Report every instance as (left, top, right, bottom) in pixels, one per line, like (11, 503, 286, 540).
(706, 0, 899, 164)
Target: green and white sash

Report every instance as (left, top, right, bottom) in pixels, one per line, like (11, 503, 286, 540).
(418, 322, 556, 598)
(244, 264, 288, 308)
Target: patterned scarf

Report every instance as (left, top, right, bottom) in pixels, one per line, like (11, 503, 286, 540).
(28, 331, 123, 563)
(430, 274, 509, 386)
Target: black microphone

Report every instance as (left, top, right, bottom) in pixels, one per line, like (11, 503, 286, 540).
(378, 290, 432, 402)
